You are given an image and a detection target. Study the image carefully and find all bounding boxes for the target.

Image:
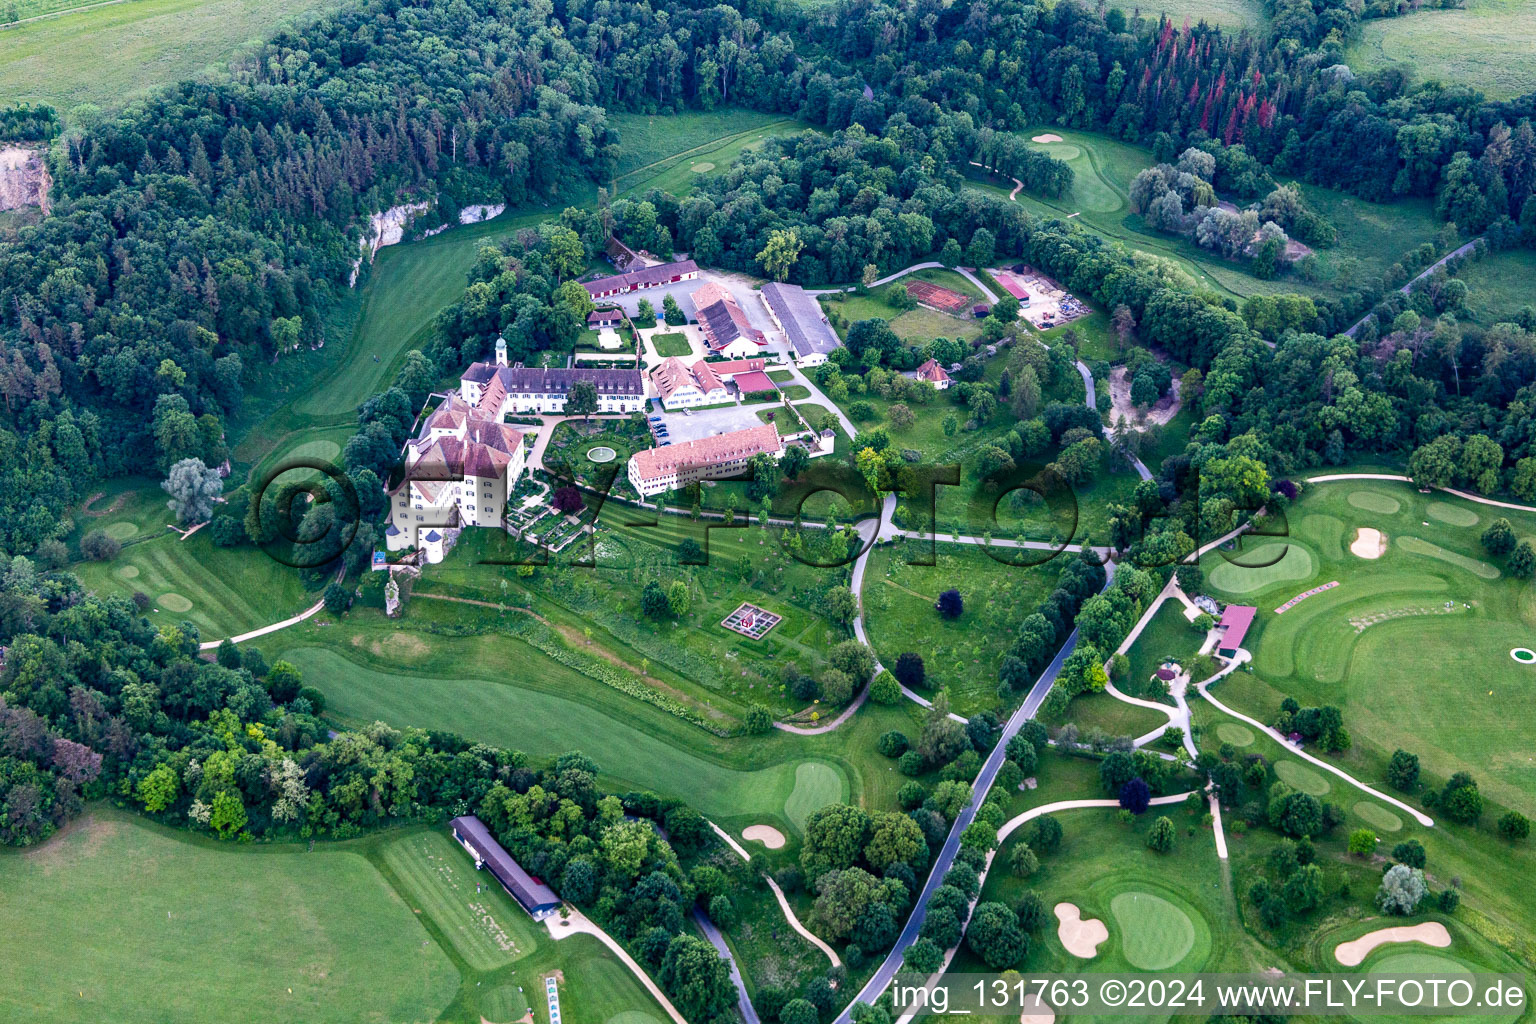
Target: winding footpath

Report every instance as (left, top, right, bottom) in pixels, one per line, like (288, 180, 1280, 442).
(1195, 655, 1435, 828)
(807, 261, 1000, 305)
(1307, 472, 1536, 514)
(833, 562, 1117, 1024)
(765, 875, 843, 968)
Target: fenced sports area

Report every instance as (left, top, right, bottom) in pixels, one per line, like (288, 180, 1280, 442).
(721, 601, 782, 639)
(904, 279, 972, 314)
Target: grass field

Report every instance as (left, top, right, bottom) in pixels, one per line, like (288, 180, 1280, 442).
(861, 539, 1057, 716)
(1346, 0, 1536, 99)
(1200, 479, 1536, 815)
(1145, 0, 1267, 28)
(0, 808, 458, 1024)
(650, 332, 691, 356)
(981, 128, 1444, 304)
(0, 0, 349, 112)
(272, 603, 925, 833)
(1062, 689, 1171, 740)
(1117, 598, 1203, 699)
(819, 269, 983, 346)
(608, 113, 812, 197)
(66, 478, 316, 640)
(1459, 249, 1536, 326)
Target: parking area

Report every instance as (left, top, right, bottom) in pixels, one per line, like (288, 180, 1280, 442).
(649, 402, 767, 444)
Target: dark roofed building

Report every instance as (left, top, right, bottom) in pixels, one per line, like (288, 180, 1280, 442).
(450, 815, 562, 918)
(696, 295, 766, 357)
(587, 308, 624, 328)
(760, 281, 842, 366)
(460, 359, 646, 415)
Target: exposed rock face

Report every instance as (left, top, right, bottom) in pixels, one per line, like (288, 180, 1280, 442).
(0, 145, 50, 215)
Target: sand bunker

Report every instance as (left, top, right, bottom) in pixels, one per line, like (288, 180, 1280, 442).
(1032, 134, 1064, 143)
(1054, 902, 1108, 959)
(1020, 992, 1055, 1024)
(1350, 527, 1385, 559)
(1335, 922, 1451, 966)
(742, 825, 785, 849)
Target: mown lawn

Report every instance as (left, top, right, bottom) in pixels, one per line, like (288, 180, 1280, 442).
(0, 808, 458, 1024)
(1199, 478, 1536, 817)
(66, 478, 316, 640)
(1116, 599, 1205, 699)
(273, 604, 925, 833)
(860, 539, 1057, 716)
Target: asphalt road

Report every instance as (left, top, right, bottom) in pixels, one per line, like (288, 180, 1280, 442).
(834, 560, 1117, 1022)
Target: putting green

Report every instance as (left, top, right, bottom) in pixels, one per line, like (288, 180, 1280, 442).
(690, 161, 715, 173)
(104, 521, 140, 541)
(1427, 501, 1479, 527)
(1348, 490, 1401, 515)
(1110, 891, 1195, 970)
(157, 593, 194, 613)
(115, 565, 140, 579)
(1274, 760, 1331, 796)
(1031, 143, 1081, 161)
(1353, 801, 1403, 833)
(1207, 542, 1315, 594)
(1396, 537, 1500, 579)
(784, 761, 845, 834)
(607, 1013, 667, 1024)
(1215, 723, 1255, 746)
(1365, 952, 1521, 1024)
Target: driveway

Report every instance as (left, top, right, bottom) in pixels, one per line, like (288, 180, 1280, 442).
(599, 270, 779, 337)
(654, 403, 768, 443)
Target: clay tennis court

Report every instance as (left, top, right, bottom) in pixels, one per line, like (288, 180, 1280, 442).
(904, 279, 971, 313)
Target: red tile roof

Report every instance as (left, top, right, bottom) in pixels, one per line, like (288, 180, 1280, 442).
(1216, 605, 1257, 650)
(916, 358, 951, 383)
(731, 370, 777, 394)
(629, 423, 782, 484)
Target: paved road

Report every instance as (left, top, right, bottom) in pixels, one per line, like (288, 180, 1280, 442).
(1343, 238, 1480, 338)
(834, 560, 1116, 1022)
(694, 908, 760, 1024)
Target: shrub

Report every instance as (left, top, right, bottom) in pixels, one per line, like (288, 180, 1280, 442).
(877, 730, 910, 758)
(1440, 773, 1484, 824)
(1347, 828, 1377, 855)
(897, 750, 925, 776)
(868, 672, 901, 705)
(1027, 815, 1062, 853)
(743, 704, 774, 735)
(1497, 810, 1531, 841)
(1146, 816, 1176, 852)
(1438, 888, 1461, 913)
(80, 529, 121, 561)
(897, 782, 926, 810)
(1009, 843, 1039, 877)
(936, 588, 964, 619)
(1387, 749, 1420, 791)
(1392, 839, 1427, 869)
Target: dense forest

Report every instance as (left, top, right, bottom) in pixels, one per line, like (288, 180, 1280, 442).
(3, 0, 1536, 557)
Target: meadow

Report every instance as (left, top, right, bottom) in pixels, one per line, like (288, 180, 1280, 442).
(1346, 0, 1536, 100)
(1199, 478, 1536, 815)
(818, 267, 984, 345)
(1458, 249, 1536, 326)
(860, 539, 1058, 715)
(1116, 599, 1204, 699)
(0, 808, 459, 1024)
(1145, 0, 1267, 28)
(0, 0, 348, 112)
(978, 128, 1445, 304)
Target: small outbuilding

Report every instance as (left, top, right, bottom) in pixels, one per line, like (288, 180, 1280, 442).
(449, 815, 562, 919)
(1215, 605, 1257, 658)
